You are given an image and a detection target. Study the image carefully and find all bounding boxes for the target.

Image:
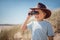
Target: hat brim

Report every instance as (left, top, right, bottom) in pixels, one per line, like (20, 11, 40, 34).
(30, 8, 51, 19)
(30, 8, 40, 10)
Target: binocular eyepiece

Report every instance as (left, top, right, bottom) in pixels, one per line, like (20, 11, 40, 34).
(28, 11, 39, 15)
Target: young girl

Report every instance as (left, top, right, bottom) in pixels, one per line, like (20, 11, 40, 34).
(22, 3, 54, 40)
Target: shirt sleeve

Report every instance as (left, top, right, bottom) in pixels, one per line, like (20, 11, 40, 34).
(27, 21, 33, 31)
(47, 23, 54, 36)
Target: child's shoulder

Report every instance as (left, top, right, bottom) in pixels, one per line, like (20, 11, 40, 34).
(43, 20, 52, 25)
(30, 20, 51, 24)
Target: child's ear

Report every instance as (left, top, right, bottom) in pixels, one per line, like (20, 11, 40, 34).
(44, 13, 46, 16)
(44, 13, 46, 18)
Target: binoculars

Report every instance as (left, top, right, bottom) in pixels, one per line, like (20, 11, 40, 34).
(28, 11, 39, 15)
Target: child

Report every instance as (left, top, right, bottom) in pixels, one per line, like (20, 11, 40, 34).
(22, 3, 54, 40)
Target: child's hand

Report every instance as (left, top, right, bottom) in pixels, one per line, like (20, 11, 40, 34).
(27, 11, 33, 20)
(27, 15, 32, 20)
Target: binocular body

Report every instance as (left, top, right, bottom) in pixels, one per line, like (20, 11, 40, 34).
(28, 11, 39, 15)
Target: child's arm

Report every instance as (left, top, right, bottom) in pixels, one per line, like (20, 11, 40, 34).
(21, 15, 32, 31)
(47, 23, 54, 40)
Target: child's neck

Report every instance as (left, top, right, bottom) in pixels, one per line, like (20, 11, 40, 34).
(35, 19, 44, 22)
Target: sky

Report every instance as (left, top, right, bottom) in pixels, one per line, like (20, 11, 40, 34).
(0, 0, 60, 24)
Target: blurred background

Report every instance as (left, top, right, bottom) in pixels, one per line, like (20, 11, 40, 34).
(0, 0, 60, 40)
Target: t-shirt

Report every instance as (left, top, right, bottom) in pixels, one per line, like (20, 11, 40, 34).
(27, 20, 54, 40)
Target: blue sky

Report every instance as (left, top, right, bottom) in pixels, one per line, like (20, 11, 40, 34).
(0, 0, 60, 24)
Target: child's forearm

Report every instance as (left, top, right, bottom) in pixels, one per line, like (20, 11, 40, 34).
(23, 16, 31, 25)
(21, 15, 32, 31)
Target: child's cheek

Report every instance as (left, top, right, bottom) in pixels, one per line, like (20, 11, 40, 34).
(39, 14, 42, 17)
(39, 14, 43, 18)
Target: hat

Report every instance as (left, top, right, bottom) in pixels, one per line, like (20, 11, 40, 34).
(30, 3, 51, 19)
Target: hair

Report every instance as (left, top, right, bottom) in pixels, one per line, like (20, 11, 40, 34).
(40, 9, 51, 19)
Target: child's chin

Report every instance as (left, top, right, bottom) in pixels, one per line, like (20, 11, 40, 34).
(35, 18, 39, 19)
(35, 18, 40, 20)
